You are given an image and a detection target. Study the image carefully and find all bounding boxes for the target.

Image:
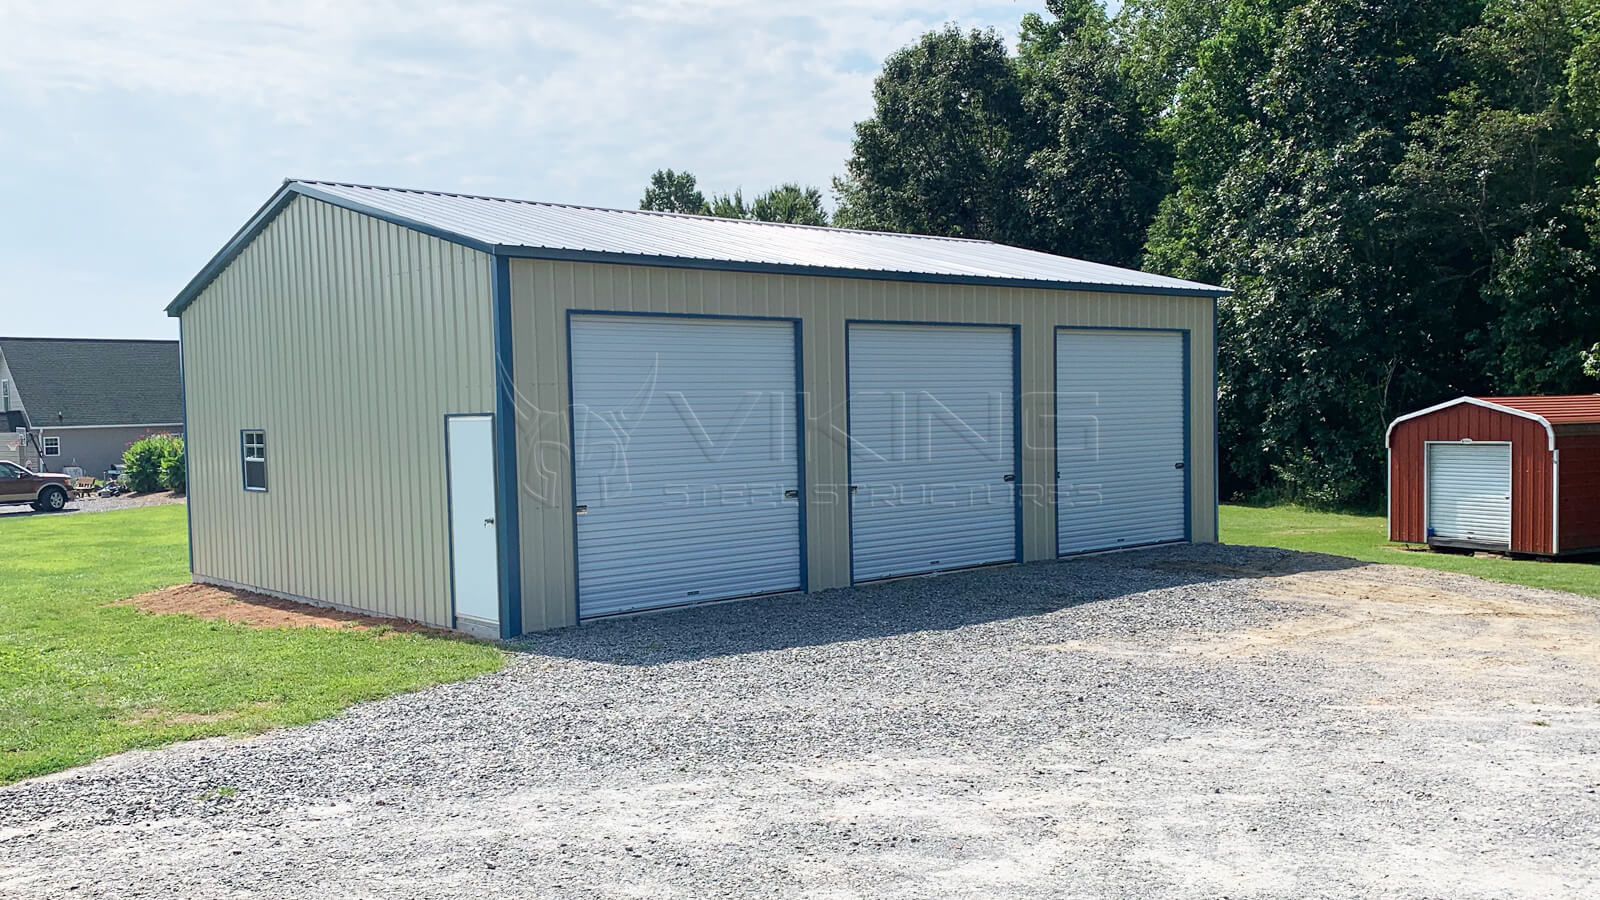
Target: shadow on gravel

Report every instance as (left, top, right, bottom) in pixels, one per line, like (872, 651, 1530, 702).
(514, 543, 1366, 666)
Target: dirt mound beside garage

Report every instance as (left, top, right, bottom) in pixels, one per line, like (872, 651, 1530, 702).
(116, 582, 436, 634)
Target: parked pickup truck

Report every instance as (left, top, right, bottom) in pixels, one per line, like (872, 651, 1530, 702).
(0, 461, 71, 512)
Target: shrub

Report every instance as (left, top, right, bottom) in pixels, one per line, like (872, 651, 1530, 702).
(159, 440, 186, 493)
(123, 433, 183, 494)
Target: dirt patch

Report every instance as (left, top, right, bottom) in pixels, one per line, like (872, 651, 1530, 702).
(1198, 567, 1600, 693)
(116, 583, 440, 635)
(120, 708, 240, 728)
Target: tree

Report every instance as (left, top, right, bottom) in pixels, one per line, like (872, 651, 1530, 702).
(640, 169, 708, 214)
(752, 184, 829, 225)
(832, 26, 1030, 240)
(706, 189, 750, 219)
(1017, 0, 1169, 266)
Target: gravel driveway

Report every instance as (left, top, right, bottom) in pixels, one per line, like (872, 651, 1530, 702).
(3, 544, 1598, 898)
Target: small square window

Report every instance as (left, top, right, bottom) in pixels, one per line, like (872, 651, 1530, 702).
(242, 430, 267, 492)
(42, 436, 60, 457)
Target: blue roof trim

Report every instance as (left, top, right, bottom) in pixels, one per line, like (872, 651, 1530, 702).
(168, 181, 1230, 317)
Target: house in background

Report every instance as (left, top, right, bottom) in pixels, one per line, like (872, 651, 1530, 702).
(0, 337, 183, 476)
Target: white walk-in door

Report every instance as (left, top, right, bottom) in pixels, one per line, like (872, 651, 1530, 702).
(570, 315, 802, 617)
(1427, 442, 1512, 546)
(1056, 329, 1187, 554)
(848, 323, 1017, 581)
(446, 415, 500, 628)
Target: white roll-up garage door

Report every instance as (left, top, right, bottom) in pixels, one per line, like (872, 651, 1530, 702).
(570, 315, 802, 617)
(1426, 443, 1512, 547)
(1056, 329, 1188, 554)
(848, 323, 1017, 581)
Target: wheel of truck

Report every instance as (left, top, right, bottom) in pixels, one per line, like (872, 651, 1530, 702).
(36, 485, 68, 512)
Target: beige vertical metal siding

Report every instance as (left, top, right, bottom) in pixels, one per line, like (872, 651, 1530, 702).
(182, 196, 495, 627)
(509, 259, 1216, 630)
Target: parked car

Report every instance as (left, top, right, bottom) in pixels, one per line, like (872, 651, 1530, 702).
(0, 461, 71, 511)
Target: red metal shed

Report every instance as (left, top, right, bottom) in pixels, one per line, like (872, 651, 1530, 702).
(1387, 395, 1600, 555)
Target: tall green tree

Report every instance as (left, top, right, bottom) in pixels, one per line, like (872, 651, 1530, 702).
(1018, 1, 1169, 266)
(832, 26, 1030, 240)
(752, 184, 829, 225)
(640, 169, 708, 214)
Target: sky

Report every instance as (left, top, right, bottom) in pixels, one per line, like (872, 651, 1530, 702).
(0, 1, 1039, 340)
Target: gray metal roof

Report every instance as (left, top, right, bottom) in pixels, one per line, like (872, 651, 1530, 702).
(169, 180, 1226, 314)
(0, 338, 183, 428)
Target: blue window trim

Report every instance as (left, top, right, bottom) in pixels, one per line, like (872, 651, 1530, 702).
(240, 428, 267, 492)
(564, 308, 809, 622)
(1052, 325, 1194, 556)
(165, 182, 1228, 318)
(842, 318, 1024, 583)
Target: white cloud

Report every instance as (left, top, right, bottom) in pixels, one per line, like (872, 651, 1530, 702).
(0, 0, 1025, 337)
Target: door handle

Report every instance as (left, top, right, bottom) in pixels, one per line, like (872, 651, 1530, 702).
(1174, 462, 1185, 470)
(483, 517, 495, 526)
(1002, 474, 1016, 482)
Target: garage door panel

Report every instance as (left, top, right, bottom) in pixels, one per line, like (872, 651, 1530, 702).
(1057, 329, 1187, 554)
(571, 315, 802, 617)
(849, 324, 1017, 581)
(1427, 443, 1512, 546)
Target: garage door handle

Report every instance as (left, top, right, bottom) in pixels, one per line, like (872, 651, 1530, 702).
(1002, 474, 1015, 482)
(1174, 462, 1185, 470)
(784, 489, 800, 499)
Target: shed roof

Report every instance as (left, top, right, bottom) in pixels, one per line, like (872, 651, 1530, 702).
(168, 179, 1228, 314)
(0, 337, 183, 428)
(1475, 395, 1600, 425)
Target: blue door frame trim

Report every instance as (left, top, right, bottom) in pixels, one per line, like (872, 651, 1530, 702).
(443, 412, 499, 632)
(490, 255, 522, 638)
(564, 309, 809, 622)
(843, 319, 1024, 583)
(167, 183, 1228, 317)
(1053, 325, 1193, 555)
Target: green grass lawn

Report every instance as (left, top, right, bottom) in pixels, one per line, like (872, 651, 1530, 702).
(0, 505, 503, 784)
(1221, 504, 1600, 599)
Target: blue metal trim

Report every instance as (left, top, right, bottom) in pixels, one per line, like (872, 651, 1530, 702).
(180, 318, 194, 574)
(443, 412, 497, 633)
(1211, 299, 1220, 543)
(563, 311, 581, 626)
(240, 428, 266, 492)
(169, 181, 1227, 317)
(565, 309, 809, 620)
(794, 320, 809, 592)
(843, 321, 855, 584)
(491, 255, 522, 639)
(842, 319, 1024, 582)
(1053, 325, 1193, 557)
(1012, 325, 1025, 563)
(1182, 331, 1192, 542)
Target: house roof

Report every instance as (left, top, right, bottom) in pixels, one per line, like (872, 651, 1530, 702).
(1475, 395, 1600, 425)
(168, 179, 1228, 314)
(0, 338, 183, 428)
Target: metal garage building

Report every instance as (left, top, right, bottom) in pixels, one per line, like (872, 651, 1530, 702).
(169, 180, 1225, 637)
(1387, 395, 1600, 556)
